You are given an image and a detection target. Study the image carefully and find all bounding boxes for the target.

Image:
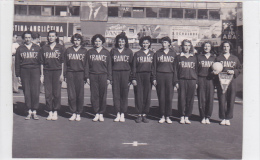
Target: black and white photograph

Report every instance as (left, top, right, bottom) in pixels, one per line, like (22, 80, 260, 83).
(0, 0, 259, 159)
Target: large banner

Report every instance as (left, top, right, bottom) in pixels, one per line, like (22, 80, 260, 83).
(13, 22, 73, 37)
(137, 25, 170, 39)
(171, 26, 199, 45)
(80, 2, 108, 21)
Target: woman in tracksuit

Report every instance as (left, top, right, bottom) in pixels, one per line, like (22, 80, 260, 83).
(197, 41, 216, 124)
(40, 30, 64, 121)
(132, 36, 154, 123)
(215, 41, 242, 126)
(152, 36, 176, 124)
(15, 31, 41, 120)
(64, 33, 88, 121)
(174, 39, 197, 124)
(110, 33, 133, 122)
(85, 34, 112, 122)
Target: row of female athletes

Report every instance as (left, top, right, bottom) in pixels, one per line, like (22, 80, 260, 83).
(14, 30, 242, 126)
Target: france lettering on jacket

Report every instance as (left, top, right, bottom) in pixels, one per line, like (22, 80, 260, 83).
(113, 55, 129, 62)
(199, 61, 214, 68)
(220, 61, 236, 68)
(21, 52, 38, 59)
(179, 61, 196, 68)
(68, 53, 85, 61)
(137, 54, 153, 63)
(44, 50, 61, 59)
(90, 54, 107, 62)
(157, 55, 174, 62)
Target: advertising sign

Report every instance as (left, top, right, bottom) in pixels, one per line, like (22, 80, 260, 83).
(105, 24, 137, 39)
(137, 25, 170, 39)
(171, 26, 199, 45)
(222, 20, 237, 40)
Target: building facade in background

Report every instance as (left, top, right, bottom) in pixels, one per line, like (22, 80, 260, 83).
(13, 1, 243, 57)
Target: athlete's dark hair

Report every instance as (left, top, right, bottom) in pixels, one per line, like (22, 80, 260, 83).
(220, 40, 233, 54)
(91, 34, 105, 46)
(70, 33, 83, 45)
(181, 39, 194, 54)
(115, 33, 129, 48)
(47, 30, 59, 43)
(160, 36, 171, 45)
(21, 31, 33, 39)
(201, 40, 213, 54)
(139, 36, 152, 48)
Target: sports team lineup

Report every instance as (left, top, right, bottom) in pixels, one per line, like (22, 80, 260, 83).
(12, 30, 242, 127)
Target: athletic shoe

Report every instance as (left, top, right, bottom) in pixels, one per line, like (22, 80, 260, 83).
(114, 113, 120, 122)
(201, 118, 206, 124)
(159, 116, 165, 123)
(135, 115, 142, 123)
(99, 114, 104, 122)
(69, 113, 76, 121)
(46, 111, 53, 120)
(142, 115, 149, 123)
(32, 111, 39, 120)
(205, 118, 211, 124)
(166, 117, 172, 124)
(76, 114, 81, 121)
(25, 113, 31, 120)
(184, 117, 191, 124)
(52, 111, 58, 121)
(180, 116, 185, 124)
(120, 113, 125, 122)
(220, 119, 226, 125)
(93, 114, 99, 122)
(225, 120, 230, 126)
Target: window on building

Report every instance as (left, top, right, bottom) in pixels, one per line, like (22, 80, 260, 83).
(55, 6, 67, 16)
(172, 8, 183, 18)
(108, 7, 118, 17)
(146, 7, 157, 18)
(185, 9, 196, 19)
(198, 9, 208, 19)
(42, 6, 54, 16)
(69, 6, 80, 16)
(15, 5, 27, 15)
(159, 8, 170, 18)
(119, 7, 131, 17)
(151, 38, 158, 43)
(209, 10, 220, 20)
(133, 7, 144, 18)
(29, 5, 41, 15)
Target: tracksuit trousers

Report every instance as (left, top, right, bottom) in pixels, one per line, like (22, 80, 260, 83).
(20, 68, 40, 111)
(44, 70, 62, 111)
(197, 77, 214, 119)
(178, 79, 196, 117)
(134, 72, 152, 114)
(67, 71, 84, 114)
(90, 73, 107, 114)
(156, 72, 174, 117)
(217, 78, 236, 120)
(112, 71, 130, 113)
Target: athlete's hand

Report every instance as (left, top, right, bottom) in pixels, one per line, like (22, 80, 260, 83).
(40, 75, 44, 84)
(212, 70, 219, 75)
(59, 75, 64, 82)
(132, 80, 137, 86)
(153, 80, 157, 86)
(175, 83, 179, 89)
(86, 78, 90, 85)
(227, 70, 234, 75)
(107, 80, 111, 85)
(17, 77, 21, 85)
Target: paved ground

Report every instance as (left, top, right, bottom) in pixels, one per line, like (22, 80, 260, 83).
(12, 84, 243, 159)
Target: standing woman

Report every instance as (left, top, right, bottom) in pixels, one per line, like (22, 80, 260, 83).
(174, 39, 198, 124)
(152, 36, 176, 124)
(85, 34, 112, 122)
(215, 41, 242, 126)
(15, 31, 41, 120)
(40, 30, 65, 121)
(64, 33, 88, 121)
(132, 36, 154, 123)
(110, 33, 133, 122)
(197, 41, 216, 124)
